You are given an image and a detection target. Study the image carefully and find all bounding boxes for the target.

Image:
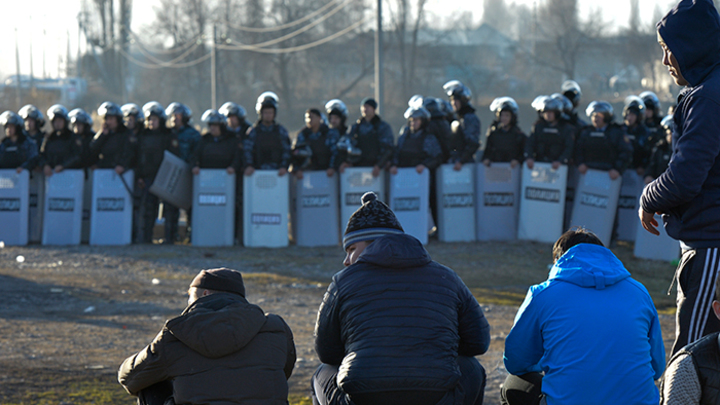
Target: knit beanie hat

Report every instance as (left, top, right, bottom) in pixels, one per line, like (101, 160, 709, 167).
(343, 192, 404, 250)
(361, 97, 378, 110)
(190, 268, 245, 297)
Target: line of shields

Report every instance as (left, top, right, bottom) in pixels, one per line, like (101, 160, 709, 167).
(0, 155, 679, 261)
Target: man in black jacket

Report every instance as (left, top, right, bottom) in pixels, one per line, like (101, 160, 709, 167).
(119, 268, 296, 405)
(312, 192, 490, 405)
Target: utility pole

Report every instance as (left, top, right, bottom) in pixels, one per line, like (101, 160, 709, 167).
(211, 23, 217, 110)
(374, 0, 383, 114)
(29, 17, 34, 89)
(43, 28, 47, 79)
(15, 28, 22, 107)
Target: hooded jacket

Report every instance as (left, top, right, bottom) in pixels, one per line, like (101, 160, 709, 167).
(503, 244, 665, 405)
(119, 292, 295, 404)
(314, 233, 490, 397)
(641, 0, 720, 248)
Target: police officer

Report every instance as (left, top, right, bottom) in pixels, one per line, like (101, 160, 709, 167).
(325, 99, 349, 136)
(561, 80, 588, 128)
(390, 106, 443, 174)
(40, 104, 82, 177)
(443, 80, 480, 171)
(575, 101, 633, 180)
(639, 91, 664, 130)
(68, 108, 95, 169)
(122, 103, 144, 136)
(411, 96, 452, 163)
(219, 102, 252, 140)
(243, 92, 291, 177)
(192, 110, 242, 174)
(89, 102, 133, 174)
(644, 115, 674, 185)
(165, 102, 201, 243)
(0, 111, 38, 173)
(292, 108, 339, 179)
(133, 102, 179, 244)
(524, 96, 574, 170)
(623, 96, 651, 175)
(338, 97, 394, 177)
(18, 104, 46, 146)
(483, 97, 525, 167)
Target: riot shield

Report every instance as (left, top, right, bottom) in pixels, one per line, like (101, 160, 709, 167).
(570, 169, 622, 247)
(243, 170, 289, 248)
(0, 170, 29, 246)
(192, 169, 235, 247)
(42, 169, 84, 245)
(339, 167, 385, 235)
(292, 171, 339, 247)
(90, 169, 134, 245)
(476, 163, 520, 241)
(436, 163, 475, 242)
(518, 163, 568, 243)
(390, 168, 430, 245)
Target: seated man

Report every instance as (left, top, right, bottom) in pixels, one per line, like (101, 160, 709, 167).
(118, 268, 296, 405)
(662, 275, 720, 405)
(313, 192, 490, 405)
(502, 228, 665, 405)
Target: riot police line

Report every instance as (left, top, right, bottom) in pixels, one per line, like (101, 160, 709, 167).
(0, 81, 679, 260)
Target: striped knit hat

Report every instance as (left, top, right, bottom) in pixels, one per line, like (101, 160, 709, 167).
(343, 192, 404, 250)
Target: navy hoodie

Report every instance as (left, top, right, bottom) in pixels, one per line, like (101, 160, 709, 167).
(641, 0, 720, 248)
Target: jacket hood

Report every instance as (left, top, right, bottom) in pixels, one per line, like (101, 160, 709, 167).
(356, 233, 432, 269)
(166, 293, 266, 358)
(547, 244, 630, 289)
(657, 0, 720, 86)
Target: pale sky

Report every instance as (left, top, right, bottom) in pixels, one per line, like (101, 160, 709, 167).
(0, 0, 676, 81)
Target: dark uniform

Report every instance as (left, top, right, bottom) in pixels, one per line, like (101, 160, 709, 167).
(166, 123, 201, 243)
(194, 130, 243, 170)
(393, 126, 443, 170)
(133, 128, 179, 244)
(447, 105, 481, 164)
(483, 124, 526, 163)
(575, 124, 633, 172)
(89, 125, 133, 169)
(0, 133, 38, 170)
(345, 116, 394, 168)
(645, 137, 672, 180)
(40, 128, 83, 170)
(624, 123, 652, 170)
(293, 124, 340, 171)
(244, 123, 291, 170)
(524, 120, 574, 164)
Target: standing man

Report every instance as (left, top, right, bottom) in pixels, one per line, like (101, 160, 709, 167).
(338, 98, 394, 177)
(90, 102, 133, 174)
(639, 0, 720, 355)
(292, 108, 339, 179)
(243, 91, 291, 177)
(18, 104, 46, 146)
(312, 192, 490, 405)
(119, 268, 296, 405)
(443, 80, 480, 171)
(40, 104, 82, 177)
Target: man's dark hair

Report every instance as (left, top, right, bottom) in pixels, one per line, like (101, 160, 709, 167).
(552, 227, 604, 262)
(306, 108, 322, 118)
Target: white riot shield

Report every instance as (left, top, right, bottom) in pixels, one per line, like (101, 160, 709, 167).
(476, 163, 521, 241)
(81, 173, 92, 244)
(42, 170, 84, 245)
(192, 169, 235, 247)
(292, 171, 339, 247)
(90, 169, 134, 245)
(436, 164, 475, 242)
(390, 168, 430, 245)
(28, 172, 44, 243)
(0, 170, 29, 246)
(570, 169, 622, 247)
(518, 163, 568, 243)
(243, 170, 289, 248)
(563, 166, 580, 231)
(615, 170, 644, 242)
(340, 167, 386, 234)
(149, 151, 193, 210)
(634, 214, 680, 261)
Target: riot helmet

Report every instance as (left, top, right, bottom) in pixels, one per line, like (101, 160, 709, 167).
(1, 110, 24, 128)
(68, 108, 93, 128)
(443, 80, 472, 102)
(403, 106, 431, 121)
(408, 94, 424, 109)
(47, 104, 69, 123)
(201, 109, 227, 127)
(98, 101, 123, 118)
(550, 93, 573, 116)
(623, 96, 646, 119)
(490, 97, 520, 116)
(439, 99, 454, 119)
(255, 91, 279, 115)
(561, 80, 582, 107)
(18, 104, 45, 127)
(639, 91, 661, 113)
(165, 102, 192, 125)
(219, 101, 247, 120)
(325, 99, 348, 120)
(142, 101, 167, 120)
(586, 101, 614, 124)
(421, 97, 443, 118)
(121, 103, 144, 120)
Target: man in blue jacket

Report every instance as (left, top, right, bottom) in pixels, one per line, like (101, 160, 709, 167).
(312, 192, 490, 405)
(502, 228, 665, 405)
(639, 0, 720, 355)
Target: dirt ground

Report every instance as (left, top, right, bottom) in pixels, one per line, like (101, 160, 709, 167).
(0, 241, 676, 404)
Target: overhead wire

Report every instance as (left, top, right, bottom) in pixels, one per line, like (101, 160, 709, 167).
(222, 0, 342, 33)
(118, 47, 212, 69)
(130, 36, 204, 65)
(126, 29, 204, 55)
(218, 0, 352, 50)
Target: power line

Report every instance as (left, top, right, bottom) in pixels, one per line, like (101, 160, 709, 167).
(118, 47, 212, 69)
(219, 0, 352, 50)
(126, 29, 204, 55)
(131, 36, 204, 66)
(223, 0, 342, 33)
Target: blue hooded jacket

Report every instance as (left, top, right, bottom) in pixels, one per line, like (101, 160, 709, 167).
(503, 244, 665, 405)
(641, 0, 720, 248)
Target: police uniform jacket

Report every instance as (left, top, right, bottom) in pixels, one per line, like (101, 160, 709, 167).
(134, 128, 179, 181)
(483, 123, 526, 163)
(173, 125, 202, 163)
(293, 123, 340, 170)
(392, 126, 443, 170)
(575, 123, 633, 172)
(624, 123, 652, 169)
(119, 292, 296, 405)
(194, 130, 243, 171)
(447, 105, 480, 164)
(243, 122, 291, 170)
(40, 128, 83, 169)
(524, 119, 574, 164)
(89, 126, 133, 169)
(0, 133, 38, 170)
(645, 138, 672, 180)
(346, 115, 394, 168)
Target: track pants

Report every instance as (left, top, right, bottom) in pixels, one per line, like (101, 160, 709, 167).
(672, 247, 720, 355)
